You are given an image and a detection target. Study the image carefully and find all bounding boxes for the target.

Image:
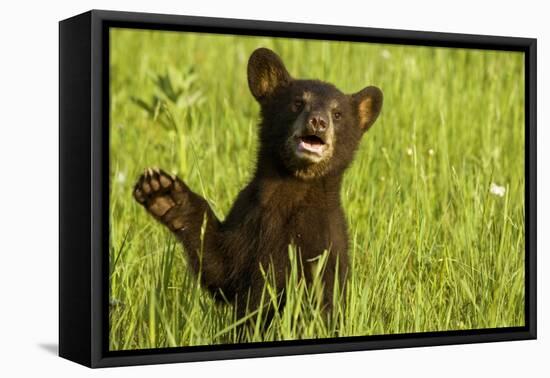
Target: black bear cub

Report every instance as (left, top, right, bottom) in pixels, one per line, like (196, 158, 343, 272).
(134, 48, 383, 318)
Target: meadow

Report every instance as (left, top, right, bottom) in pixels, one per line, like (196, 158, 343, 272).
(108, 28, 525, 350)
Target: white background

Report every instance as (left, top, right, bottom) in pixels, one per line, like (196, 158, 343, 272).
(0, 0, 547, 376)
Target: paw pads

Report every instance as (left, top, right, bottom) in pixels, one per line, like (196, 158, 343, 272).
(134, 168, 179, 217)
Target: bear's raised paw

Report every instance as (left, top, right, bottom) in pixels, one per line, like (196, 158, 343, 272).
(133, 168, 192, 231)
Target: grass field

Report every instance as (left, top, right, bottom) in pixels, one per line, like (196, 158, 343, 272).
(108, 28, 525, 350)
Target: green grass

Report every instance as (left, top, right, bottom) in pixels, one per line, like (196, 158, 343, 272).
(108, 28, 525, 350)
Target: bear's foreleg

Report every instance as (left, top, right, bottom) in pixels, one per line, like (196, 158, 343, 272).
(133, 168, 227, 290)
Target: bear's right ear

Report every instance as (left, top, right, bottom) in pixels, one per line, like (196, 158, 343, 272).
(247, 48, 292, 102)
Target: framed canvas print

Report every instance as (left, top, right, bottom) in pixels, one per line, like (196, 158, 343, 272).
(59, 10, 537, 368)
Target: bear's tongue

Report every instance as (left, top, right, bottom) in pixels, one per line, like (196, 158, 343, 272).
(298, 135, 325, 154)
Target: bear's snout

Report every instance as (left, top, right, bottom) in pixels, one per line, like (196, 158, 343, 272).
(306, 112, 328, 133)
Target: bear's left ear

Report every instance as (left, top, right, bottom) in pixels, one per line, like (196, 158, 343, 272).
(351, 86, 383, 132)
(247, 48, 292, 102)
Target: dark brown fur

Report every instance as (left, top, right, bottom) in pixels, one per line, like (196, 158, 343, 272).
(133, 48, 383, 320)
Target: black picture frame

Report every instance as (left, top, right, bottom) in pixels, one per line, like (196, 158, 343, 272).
(59, 9, 537, 368)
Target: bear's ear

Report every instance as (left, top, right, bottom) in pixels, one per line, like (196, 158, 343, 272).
(247, 48, 292, 101)
(351, 86, 383, 132)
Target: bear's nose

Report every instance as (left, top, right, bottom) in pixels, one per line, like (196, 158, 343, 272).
(307, 113, 328, 133)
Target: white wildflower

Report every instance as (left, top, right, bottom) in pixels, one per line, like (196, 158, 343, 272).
(406, 147, 413, 156)
(428, 148, 435, 156)
(381, 49, 391, 59)
(489, 183, 506, 197)
(116, 172, 127, 184)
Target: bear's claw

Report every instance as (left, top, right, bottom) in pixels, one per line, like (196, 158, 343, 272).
(133, 168, 190, 227)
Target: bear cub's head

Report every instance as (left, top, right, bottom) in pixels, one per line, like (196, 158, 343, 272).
(248, 48, 383, 180)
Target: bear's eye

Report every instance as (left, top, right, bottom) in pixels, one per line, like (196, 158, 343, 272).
(293, 99, 304, 110)
(333, 111, 342, 120)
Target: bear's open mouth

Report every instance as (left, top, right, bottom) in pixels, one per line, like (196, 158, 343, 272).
(296, 135, 327, 156)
